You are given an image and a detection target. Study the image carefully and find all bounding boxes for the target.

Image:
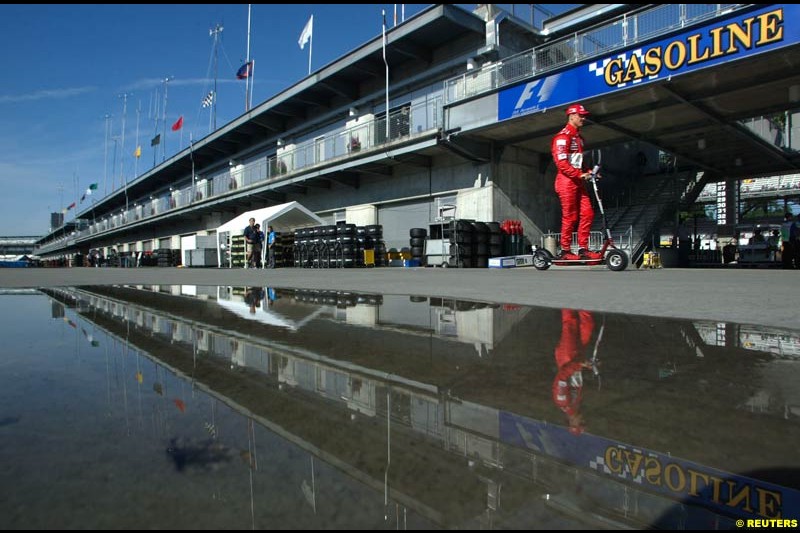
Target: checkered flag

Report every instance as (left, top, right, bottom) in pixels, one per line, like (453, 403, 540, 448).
(201, 91, 214, 108)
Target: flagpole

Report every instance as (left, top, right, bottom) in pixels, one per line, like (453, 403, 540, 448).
(134, 101, 141, 179)
(73, 170, 78, 223)
(103, 114, 111, 196)
(208, 92, 213, 133)
(190, 133, 196, 203)
(119, 93, 129, 191)
(162, 76, 172, 162)
(308, 22, 312, 76)
(152, 84, 160, 169)
(382, 10, 389, 141)
(210, 23, 223, 128)
(245, 5, 252, 111)
(298, 15, 313, 76)
(250, 60, 255, 110)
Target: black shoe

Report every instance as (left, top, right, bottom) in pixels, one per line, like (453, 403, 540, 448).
(558, 249, 579, 260)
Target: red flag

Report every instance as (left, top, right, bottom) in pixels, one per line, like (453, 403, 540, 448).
(171, 116, 183, 131)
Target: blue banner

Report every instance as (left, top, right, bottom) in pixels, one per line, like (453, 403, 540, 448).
(498, 5, 800, 120)
(499, 410, 800, 522)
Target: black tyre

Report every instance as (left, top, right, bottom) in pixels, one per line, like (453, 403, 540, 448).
(533, 250, 551, 270)
(606, 249, 628, 271)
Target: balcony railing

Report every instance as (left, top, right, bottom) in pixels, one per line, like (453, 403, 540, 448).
(443, 4, 745, 105)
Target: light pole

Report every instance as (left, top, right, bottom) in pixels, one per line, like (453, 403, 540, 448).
(210, 24, 223, 129)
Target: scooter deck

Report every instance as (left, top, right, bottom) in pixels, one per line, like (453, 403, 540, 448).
(552, 258, 603, 266)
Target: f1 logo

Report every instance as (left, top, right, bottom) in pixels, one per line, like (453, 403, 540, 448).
(514, 81, 542, 110)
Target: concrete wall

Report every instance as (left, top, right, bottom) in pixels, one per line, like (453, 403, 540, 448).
(494, 144, 556, 238)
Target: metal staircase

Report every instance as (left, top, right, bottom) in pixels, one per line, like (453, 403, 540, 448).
(594, 166, 711, 265)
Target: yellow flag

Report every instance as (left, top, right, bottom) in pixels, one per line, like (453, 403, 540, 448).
(134, 146, 142, 158)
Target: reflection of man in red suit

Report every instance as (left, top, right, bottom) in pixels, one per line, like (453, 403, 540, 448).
(552, 309, 595, 435)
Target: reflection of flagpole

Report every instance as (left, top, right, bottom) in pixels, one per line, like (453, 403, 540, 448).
(384, 388, 391, 519)
(247, 417, 258, 528)
(310, 457, 316, 513)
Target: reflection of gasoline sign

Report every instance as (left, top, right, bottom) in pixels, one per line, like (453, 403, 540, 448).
(604, 445, 784, 519)
(602, 8, 784, 87)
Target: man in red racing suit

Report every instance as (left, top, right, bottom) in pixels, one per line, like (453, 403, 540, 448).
(552, 309, 595, 435)
(551, 103, 601, 260)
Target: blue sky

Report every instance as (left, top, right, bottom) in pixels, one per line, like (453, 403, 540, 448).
(0, 4, 573, 236)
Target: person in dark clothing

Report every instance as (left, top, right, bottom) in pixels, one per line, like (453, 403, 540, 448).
(266, 226, 277, 268)
(783, 213, 796, 269)
(244, 286, 265, 314)
(243, 217, 258, 268)
(254, 224, 264, 268)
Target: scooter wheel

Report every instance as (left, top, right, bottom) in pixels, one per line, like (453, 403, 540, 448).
(533, 250, 551, 270)
(605, 249, 628, 271)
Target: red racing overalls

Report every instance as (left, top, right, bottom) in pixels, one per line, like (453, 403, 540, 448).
(551, 123, 594, 251)
(552, 309, 594, 434)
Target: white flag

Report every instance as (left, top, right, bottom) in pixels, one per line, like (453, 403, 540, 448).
(298, 14, 313, 50)
(201, 91, 214, 108)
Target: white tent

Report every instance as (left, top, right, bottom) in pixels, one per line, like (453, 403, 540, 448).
(216, 294, 325, 331)
(216, 201, 324, 268)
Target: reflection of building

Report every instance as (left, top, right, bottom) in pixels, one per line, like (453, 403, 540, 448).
(217, 287, 529, 355)
(41, 286, 800, 529)
(694, 320, 800, 358)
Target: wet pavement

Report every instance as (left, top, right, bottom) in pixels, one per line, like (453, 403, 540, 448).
(1, 285, 799, 529)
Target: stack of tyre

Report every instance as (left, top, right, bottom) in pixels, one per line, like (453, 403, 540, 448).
(275, 233, 294, 267)
(446, 220, 503, 268)
(156, 248, 174, 267)
(486, 222, 503, 260)
(334, 223, 358, 268)
(293, 227, 317, 268)
(409, 228, 427, 265)
(447, 219, 474, 268)
(316, 225, 338, 268)
(361, 224, 386, 267)
(293, 224, 386, 268)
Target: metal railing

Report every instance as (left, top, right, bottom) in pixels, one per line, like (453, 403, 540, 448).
(38, 97, 443, 253)
(540, 227, 634, 255)
(444, 4, 745, 105)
